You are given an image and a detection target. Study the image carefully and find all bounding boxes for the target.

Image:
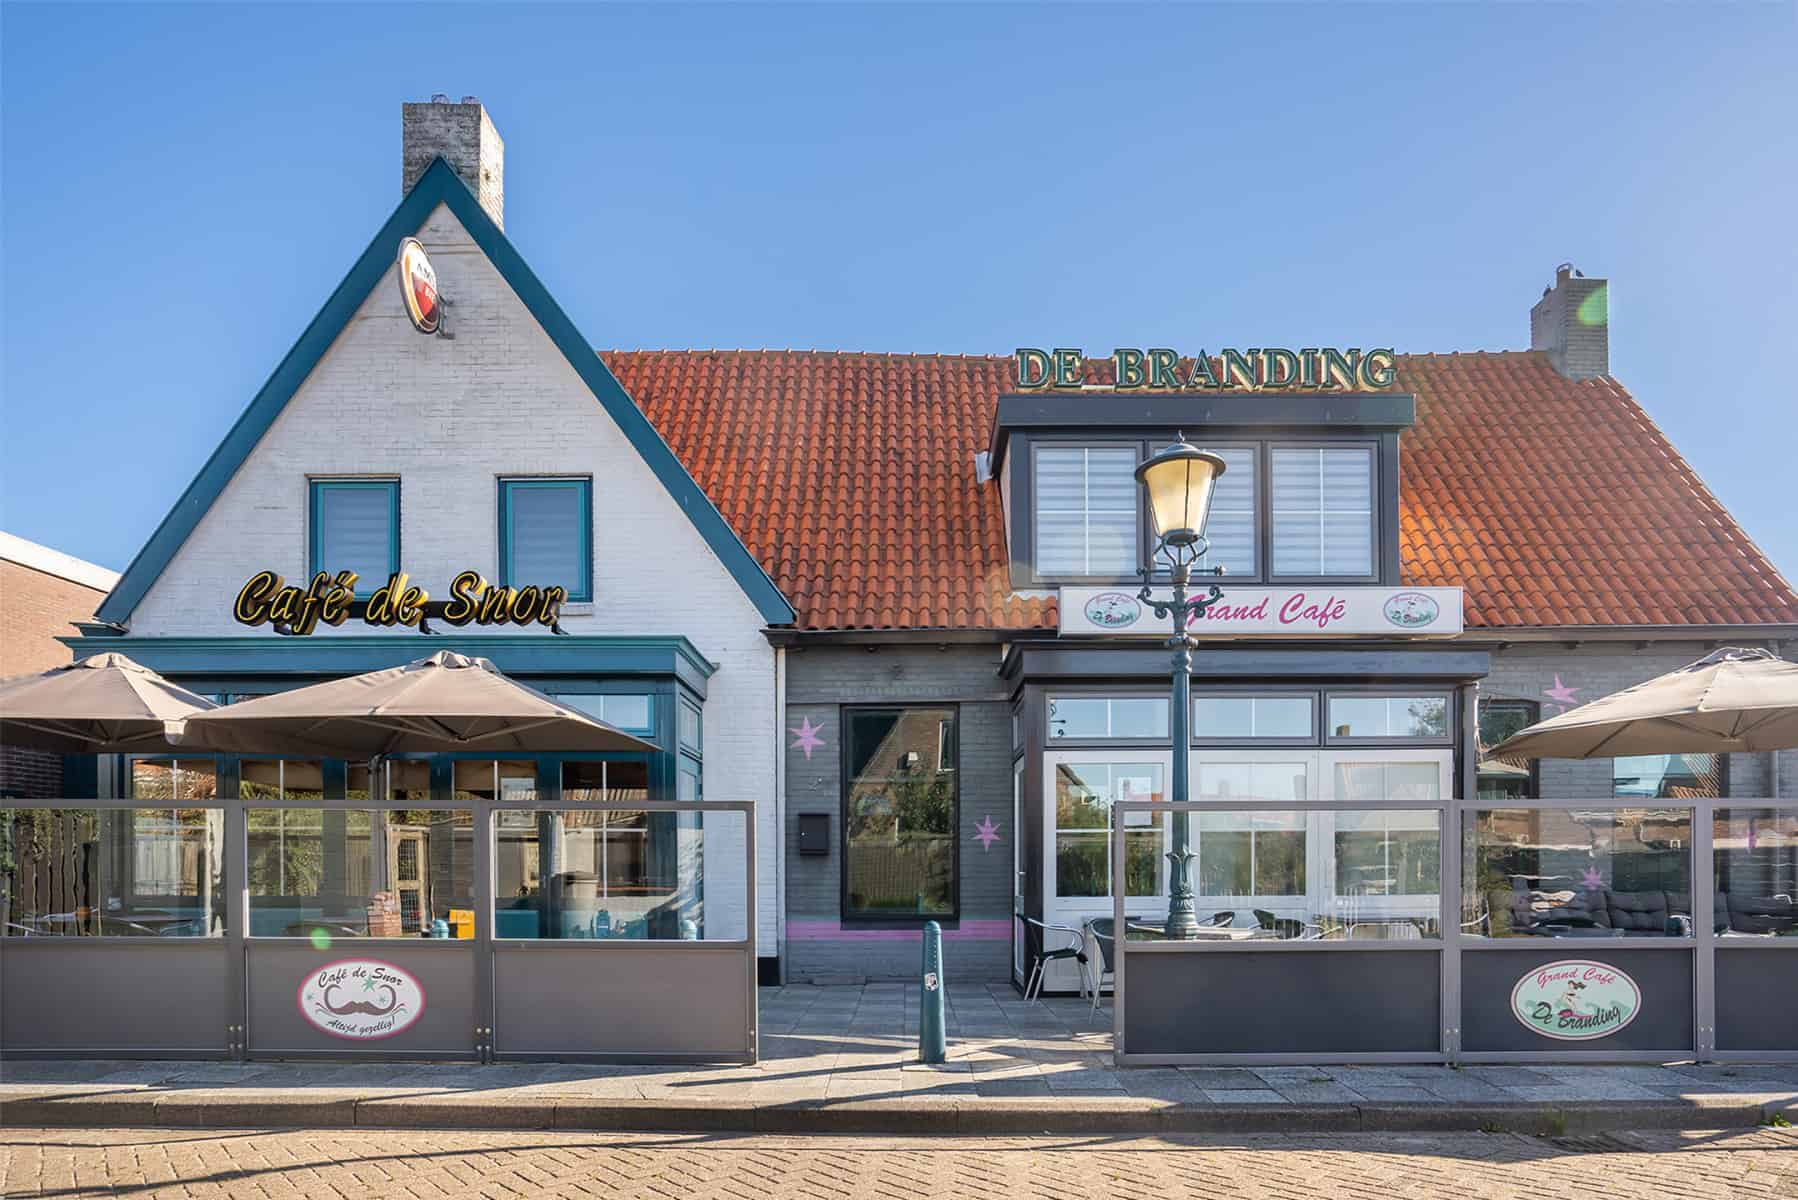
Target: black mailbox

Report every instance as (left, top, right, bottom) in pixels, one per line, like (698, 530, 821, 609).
(797, 812, 830, 856)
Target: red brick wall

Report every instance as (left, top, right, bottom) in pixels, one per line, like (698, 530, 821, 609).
(1, 560, 109, 796)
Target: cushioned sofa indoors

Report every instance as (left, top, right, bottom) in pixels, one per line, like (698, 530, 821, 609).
(1490, 882, 1798, 938)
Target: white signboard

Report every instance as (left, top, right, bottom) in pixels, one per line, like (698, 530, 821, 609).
(298, 959, 426, 1041)
(1058, 585, 1463, 638)
(1510, 959, 1641, 1041)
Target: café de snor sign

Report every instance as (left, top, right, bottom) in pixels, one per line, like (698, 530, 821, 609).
(1014, 346, 1399, 391)
(235, 569, 565, 635)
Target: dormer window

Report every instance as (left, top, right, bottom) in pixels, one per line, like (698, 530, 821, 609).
(1013, 433, 1393, 586)
(1032, 445, 1139, 577)
(1269, 446, 1376, 578)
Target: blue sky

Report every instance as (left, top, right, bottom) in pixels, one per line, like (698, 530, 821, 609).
(4, 3, 1794, 586)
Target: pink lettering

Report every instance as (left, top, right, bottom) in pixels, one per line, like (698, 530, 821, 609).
(1279, 593, 1348, 630)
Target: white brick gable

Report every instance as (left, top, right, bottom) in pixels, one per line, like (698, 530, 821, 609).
(129, 203, 780, 952)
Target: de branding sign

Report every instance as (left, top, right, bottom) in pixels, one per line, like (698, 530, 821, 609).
(1510, 960, 1642, 1041)
(299, 959, 426, 1041)
(1059, 586, 1463, 638)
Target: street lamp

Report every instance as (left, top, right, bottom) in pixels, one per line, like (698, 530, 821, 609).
(1135, 435, 1228, 940)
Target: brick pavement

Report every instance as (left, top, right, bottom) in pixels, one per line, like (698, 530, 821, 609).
(2, 1127, 1795, 1199)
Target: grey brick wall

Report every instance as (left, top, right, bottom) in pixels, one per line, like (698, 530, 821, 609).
(783, 644, 1016, 982)
(402, 99, 505, 229)
(1484, 642, 1793, 797)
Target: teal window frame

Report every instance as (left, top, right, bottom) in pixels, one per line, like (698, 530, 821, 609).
(308, 479, 399, 596)
(498, 478, 593, 603)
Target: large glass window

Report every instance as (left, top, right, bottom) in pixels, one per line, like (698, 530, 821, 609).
(2, 808, 225, 937)
(1614, 754, 1724, 798)
(562, 761, 650, 803)
(1053, 761, 1164, 898)
(309, 479, 399, 592)
(1335, 810, 1439, 898)
(1048, 695, 1169, 741)
(1033, 445, 1139, 576)
(843, 708, 958, 917)
(500, 478, 593, 601)
(1327, 694, 1449, 740)
(557, 694, 655, 735)
(1198, 810, 1305, 898)
(493, 808, 746, 940)
(1270, 446, 1374, 577)
(1477, 699, 1539, 799)
(246, 809, 474, 939)
(1712, 808, 1798, 936)
(1194, 695, 1315, 741)
(1464, 807, 1693, 937)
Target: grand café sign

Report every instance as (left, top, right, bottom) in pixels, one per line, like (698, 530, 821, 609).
(235, 569, 564, 635)
(1060, 586, 1464, 638)
(1014, 347, 1398, 392)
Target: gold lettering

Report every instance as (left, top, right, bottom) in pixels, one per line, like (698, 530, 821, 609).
(235, 572, 282, 625)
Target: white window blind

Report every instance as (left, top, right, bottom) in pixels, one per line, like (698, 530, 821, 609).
(313, 483, 395, 586)
(505, 481, 588, 597)
(1270, 447, 1373, 576)
(1034, 446, 1138, 576)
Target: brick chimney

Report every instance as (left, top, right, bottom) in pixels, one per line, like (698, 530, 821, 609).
(402, 95, 505, 230)
(1530, 262, 1608, 379)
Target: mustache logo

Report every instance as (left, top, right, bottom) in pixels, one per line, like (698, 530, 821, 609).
(316, 983, 406, 1018)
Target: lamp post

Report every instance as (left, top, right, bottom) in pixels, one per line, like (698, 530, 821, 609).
(1134, 435, 1228, 940)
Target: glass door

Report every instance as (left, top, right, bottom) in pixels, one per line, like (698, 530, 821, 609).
(1321, 750, 1451, 937)
(1188, 750, 1318, 935)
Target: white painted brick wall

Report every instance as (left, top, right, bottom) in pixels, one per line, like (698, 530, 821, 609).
(128, 203, 780, 951)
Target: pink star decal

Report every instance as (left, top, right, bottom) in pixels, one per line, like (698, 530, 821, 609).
(789, 717, 826, 759)
(974, 815, 1001, 852)
(1543, 675, 1581, 710)
(1581, 866, 1604, 891)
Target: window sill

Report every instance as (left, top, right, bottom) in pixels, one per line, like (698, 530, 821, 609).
(557, 602, 594, 616)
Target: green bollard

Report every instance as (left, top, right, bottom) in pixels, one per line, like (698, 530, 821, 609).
(919, 919, 946, 1064)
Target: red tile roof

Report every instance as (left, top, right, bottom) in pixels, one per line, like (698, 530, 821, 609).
(601, 349, 1797, 632)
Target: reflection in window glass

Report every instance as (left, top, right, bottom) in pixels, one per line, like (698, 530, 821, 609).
(557, 694, 655, 734)
(1334, 761, 1441, 805)
(1614, 754, 1723, 799)
(844, 709, 958, 916)
(492, 809, 745, 940)
(1328, 696, 1448, 739)
(1335, 810, 1439, 897)
(131, 759, 219, 801)
(452, 760, 537, 803)
(1048, 696, 1169, 740)
(1712, 808, 1798, 936)
(1477, 699, 1539, 800)
(1463, 807, 1693, 937)
(1192, 760, 1310, 803)
(562, 761, 650, 803)
(1194, 696, 1314, 740)
(3, 808, 225, 936)
(246, 809, 474, 938)
(239, 760, 324, 802)
(1053, 762, 1164, 897)
(1198, 810, 1305, 897)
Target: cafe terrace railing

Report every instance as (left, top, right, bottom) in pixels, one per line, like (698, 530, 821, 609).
(1110, 797, 1797, 1067)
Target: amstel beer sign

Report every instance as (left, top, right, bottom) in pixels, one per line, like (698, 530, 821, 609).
(396, 237, 441, 335)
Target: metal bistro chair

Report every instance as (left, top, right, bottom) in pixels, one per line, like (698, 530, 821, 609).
(1020, 915, 1089, 1001)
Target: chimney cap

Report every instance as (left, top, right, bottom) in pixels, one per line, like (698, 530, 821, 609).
(461, 95, 479, 104)
(430, 92, 450, 103)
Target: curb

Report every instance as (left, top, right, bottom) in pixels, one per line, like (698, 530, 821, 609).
(0, 1091, 1783, 1136)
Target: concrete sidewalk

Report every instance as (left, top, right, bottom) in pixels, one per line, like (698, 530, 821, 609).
(4, 984, 1795, 1135)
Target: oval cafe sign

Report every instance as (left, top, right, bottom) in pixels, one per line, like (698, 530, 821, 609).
(1511, 959, 1641, 1041)
(298, 959, 425, 1040)
(396, 236, 440, 335)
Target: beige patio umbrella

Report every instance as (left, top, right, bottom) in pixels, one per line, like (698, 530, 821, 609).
(1487, 648, 1798, 770)
(0, 652, 217, 753)
(178, 650, 657, 758)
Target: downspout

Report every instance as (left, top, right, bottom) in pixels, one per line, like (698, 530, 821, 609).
(774, 645, 788, 983)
